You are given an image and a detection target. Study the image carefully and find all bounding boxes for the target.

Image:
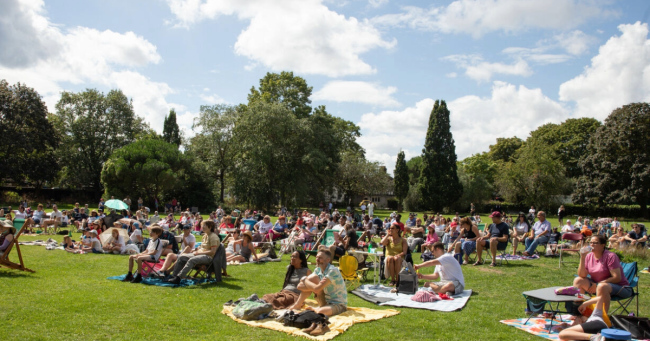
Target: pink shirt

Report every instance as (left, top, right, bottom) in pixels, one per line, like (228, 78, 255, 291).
(585, 250, 629, 286)
(425, 233, 439, 244)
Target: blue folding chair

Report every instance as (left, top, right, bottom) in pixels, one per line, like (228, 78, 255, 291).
(610, 261, 639, 316)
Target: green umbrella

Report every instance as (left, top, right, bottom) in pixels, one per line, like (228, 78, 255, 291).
(105, 199, 129, 210)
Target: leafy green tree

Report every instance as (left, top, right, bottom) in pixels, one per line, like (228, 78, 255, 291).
(488, 137, 523, 163)
(53, 88, 149, 196)
(495, 138, 571, 209)
(419, 100, 463, 211)
(458, 152, 498, 184)
(163, 109, 181, 147)
(335, 150, 392, 204)
(188, 104, 239, 203)
(530, 118, 601, 178)
(0, 80, 59, 189)
(101, 139, 188, 205)
(406, 156, 423, 185)
(456, 166, 493, 212)
(247, 71, 313, 118)
(394, 151, 409, 211)
(574, 103, 650, 218)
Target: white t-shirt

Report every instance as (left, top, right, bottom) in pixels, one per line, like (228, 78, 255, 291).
(514, 222, 529, 234)
(149, 215, 161, 225)
(130, 229, 142, 243)
(90, 237, 102, 252)
(255, 221, 273, 234)
(434, 253, 465, 287)
(14, 211, 28, 219)
(146, 238, 164, 261)
(50, 210, 63, 220)
(562, 224, 574, 233)
(32, 210, 46, 220)
(61, 215, 69, 224)
(113, 235, 125, 252)
(181, 233, 196, 250)
(332, 224, 347, 237)
(529, 208, 535, 215)
(361, 205, 366, 211)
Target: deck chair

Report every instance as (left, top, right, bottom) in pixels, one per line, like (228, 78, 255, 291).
(0, 219, 34, 273)
(188, 244, 225, 282)
(610, 261, 639, 316)
(278, 230, 300, 258)
(558, 233, 583, 268)
(339, 254, 367, 291)
(305, 229, 330, 259)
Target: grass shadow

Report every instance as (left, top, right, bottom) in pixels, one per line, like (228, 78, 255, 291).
(0, 270, 34, 278)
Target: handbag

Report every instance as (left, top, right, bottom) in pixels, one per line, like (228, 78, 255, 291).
(232, 300, 273, 321)
(611, 315, 650, 339)
(282, 310, 327, 328)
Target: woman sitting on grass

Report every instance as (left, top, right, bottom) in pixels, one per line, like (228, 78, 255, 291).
(262, 251, 311, 309)
(225, 229, 242, 257)
(103, 229, 125, 254)
(62, 235, 78, 253)
(81, 230, 103, 254)
(0, 221, 16, 253)
(607, 227, 626, 249)
(381, 223, 407, 286)
(226, 231, 258, 263)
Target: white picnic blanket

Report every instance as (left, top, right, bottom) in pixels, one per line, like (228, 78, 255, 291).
(354, 285, 472, 312)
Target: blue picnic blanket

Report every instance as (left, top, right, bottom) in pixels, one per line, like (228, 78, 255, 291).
(107, 275, 212, 287)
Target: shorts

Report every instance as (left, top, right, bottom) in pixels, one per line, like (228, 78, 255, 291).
(324, 303, 347, 316)
(149, 255, 157, 262)
(587, 278, 633, 299)
(91, 249, 104, 254)
(581, 320, 608, 334)
(433, 280, 464, 295)
(33, 218, 41, 224)
(60, 222, 68, 227)
(484, 239, 508, 250)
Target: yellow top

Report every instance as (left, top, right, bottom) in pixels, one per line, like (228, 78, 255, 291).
(385, 237, 403, 256)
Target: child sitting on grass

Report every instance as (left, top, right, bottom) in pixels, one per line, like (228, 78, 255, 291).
(103, 229, 125, 254)
(123, 226, 164, 283)
(62, 236, 78, 253)
(81, 230, 103, 254)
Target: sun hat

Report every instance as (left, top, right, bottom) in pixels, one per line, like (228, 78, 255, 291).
(0, 220, 12, 228)
(242, 230, 253, 240)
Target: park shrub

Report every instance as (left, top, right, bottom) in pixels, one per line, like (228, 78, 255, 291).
(2, 191, 21, 205)
(387, 198, 399, 210)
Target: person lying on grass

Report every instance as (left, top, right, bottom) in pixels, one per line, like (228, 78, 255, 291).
(226, 231, 258, 263)
(165, 220, 220, 285)
(287, 249, 347, 318)
(155, 224, 196, 277)
(414, 242, 466, 296)
(474, 211, 509, 267)
(262, 251, 312, 310)
(559, 295, 610, 341)
(123, 226, 164, 283)
(103, 229, 125, 254)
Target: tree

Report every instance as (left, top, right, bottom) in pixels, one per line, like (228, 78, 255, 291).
(488, 137, 523, 163)
(495, 138, 571, 209)
(335, 150, 392, 203)
(530, 118, 601, 178)
(101, 139, 188, 206)
(53, 88, 149, 196)
(247, 71, 313, 118)
(458, 152, 498, 185)
(0, 80, 59, 189)
(406, 156, 423, 185)
(163, 109, 181, 147)
(574, 103, 650, 218)
(419, 100, 463, 211)
(189, 104, 239, 203)
(393, 151, 409, 212)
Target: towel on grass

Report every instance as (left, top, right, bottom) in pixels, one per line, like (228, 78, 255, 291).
(107, 275, 212, 287)
(222, 299, 399, 341)
(352, 285, 472, 312)
(500, 317, 642, 341)
(495, 254, 540, 261)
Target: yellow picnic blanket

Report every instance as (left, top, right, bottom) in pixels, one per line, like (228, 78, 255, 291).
(221, 299, 400, 340)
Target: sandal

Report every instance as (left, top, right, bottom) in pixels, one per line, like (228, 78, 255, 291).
(473, 260, 484, 266)
(489, 262, 497, 267)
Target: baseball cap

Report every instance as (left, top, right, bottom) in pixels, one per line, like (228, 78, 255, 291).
(182, 224, 191, 229)
(489, 211, 502, 218)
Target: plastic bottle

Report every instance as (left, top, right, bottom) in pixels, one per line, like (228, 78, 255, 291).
(580, 245, 592, 254)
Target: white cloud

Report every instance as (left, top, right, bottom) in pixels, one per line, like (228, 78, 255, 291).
(200, 93, 227, 104)
(559, 22, 650, 120)
(165, 0, 396, 77)
(442, 54, 533, 82)
(446, 72, 457, 78)
(313, 81, 400, 107)
(554, 30, 598, 55)
(372, 0, 616, 38)
(0, 0, 176, 131)
(357, 81, 569, 168)
(502, 47, 572, 65)
(368, 0, 389, 8)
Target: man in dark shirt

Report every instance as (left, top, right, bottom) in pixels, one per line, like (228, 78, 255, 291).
(623, 224, 647, 248)
(474, 211, 509, 267)
(72, 208, 89, 230)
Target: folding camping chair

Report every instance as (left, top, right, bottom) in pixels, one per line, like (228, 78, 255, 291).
(278, 230, 299, 258)
(0, 219, 34, 273)
(610, 261, 640, 316)
(188, 244, 226, 282)
(558, 233, 583, 268)
(339, 254, 368, 292)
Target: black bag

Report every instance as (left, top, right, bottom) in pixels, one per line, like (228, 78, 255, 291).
(420, 251, 434, 262)
(282, 311, 326, 329)
(396, 262, 418, 295)
(611, 315, 650, 339)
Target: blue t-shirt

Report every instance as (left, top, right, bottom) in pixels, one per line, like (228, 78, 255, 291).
(273, 222, 288, 232)
(488, 222, 510, 239)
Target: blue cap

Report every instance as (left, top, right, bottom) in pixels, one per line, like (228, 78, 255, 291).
(600, 329, 631, 340)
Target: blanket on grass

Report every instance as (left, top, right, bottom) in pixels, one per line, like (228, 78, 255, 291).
(221, 299, 399, 341)
(352, 285, 472, 312)
(500, 317, 641, 341)
(107, 275, 212, 287)
(641, 268, 649, 274)
(495, 254, 540, 261)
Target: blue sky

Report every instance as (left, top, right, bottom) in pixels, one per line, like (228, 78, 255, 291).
(2, 0, 650, 170)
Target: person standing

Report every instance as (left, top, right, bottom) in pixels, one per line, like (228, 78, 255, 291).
(137, 197, 143, 209)
(558, 205, 566, 225)
(328, 202, 333, 213)
(124, 196, 132, 211)
(470, 203, 475, 216)
(368, 201, 374, 217)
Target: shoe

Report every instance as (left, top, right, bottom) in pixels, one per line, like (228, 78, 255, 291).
(590, 333, 604, 341)
(302, 322, 318, 334)
(223, 300, 234, 307)
(246, 293, 260, 301)
(168, 276, 181, 285)
(131, 274, 143, 283)
(473, 260, 484, 266)
(122, 273, 134, 282)
(310, 322, 330, 336)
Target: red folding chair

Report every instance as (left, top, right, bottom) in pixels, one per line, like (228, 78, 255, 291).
(558, 233, 583, 268)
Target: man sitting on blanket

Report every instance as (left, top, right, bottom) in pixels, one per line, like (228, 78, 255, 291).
(287, 249, 348, 317)
(414, 242, 465, 296)
(474, 211, 509, 267)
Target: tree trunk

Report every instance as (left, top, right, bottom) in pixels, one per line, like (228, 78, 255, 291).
(219, 169, 225, 203)
(638, 194, 648, 219)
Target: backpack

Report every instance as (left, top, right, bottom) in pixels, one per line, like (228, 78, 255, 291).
(396, 262, 418, 295)
(232, 300, 273, 321)
(282, 310, 327, 329)
(420, 250, 434, 262)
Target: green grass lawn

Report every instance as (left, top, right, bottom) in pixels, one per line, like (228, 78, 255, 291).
(1, 232, 648, 340)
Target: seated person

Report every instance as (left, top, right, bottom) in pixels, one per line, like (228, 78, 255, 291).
(621, 223, 647, 248)
(72, 208, 88, 232)
(156, 224, 196, 277)
(381, 223, 407, 286)
(149, 211, 161, 225)
(547, 227, 562, 254)
(219, 215, 234, 233)
(295, 220, 318, 245)
(559, 295, 611, 341)
(561, 219, 574, 233)
(407, 218, 426, 252)
(452, 218, 480, 265)
(123, 226, 164, 283)
(158, 229, 179, 257)
(225, 229, 242, 257)
(511, 214, 530, 255)
(287, 250, 347, 319)
(414, 241, 465, 295)
(329, 223, 358, 260)
(81, 230, 103, 254)
(474, 211, 509, 267)
(573, 235, 632, 314)
(40, 204, 62, 234)
(608, 227, 626, 249)
(226, 231, 258, 263)
(62, 235, 78, 253)
(422, 225, 440, 252)
(166, 221, 220, 285)
(522, 211, 551, 256)
(103, 229, 126, 254)
(268, 216, 289, 240)
(0, 221, 16, 253)
(262, 251, 312, 309)
(129, 222, 144, 244)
